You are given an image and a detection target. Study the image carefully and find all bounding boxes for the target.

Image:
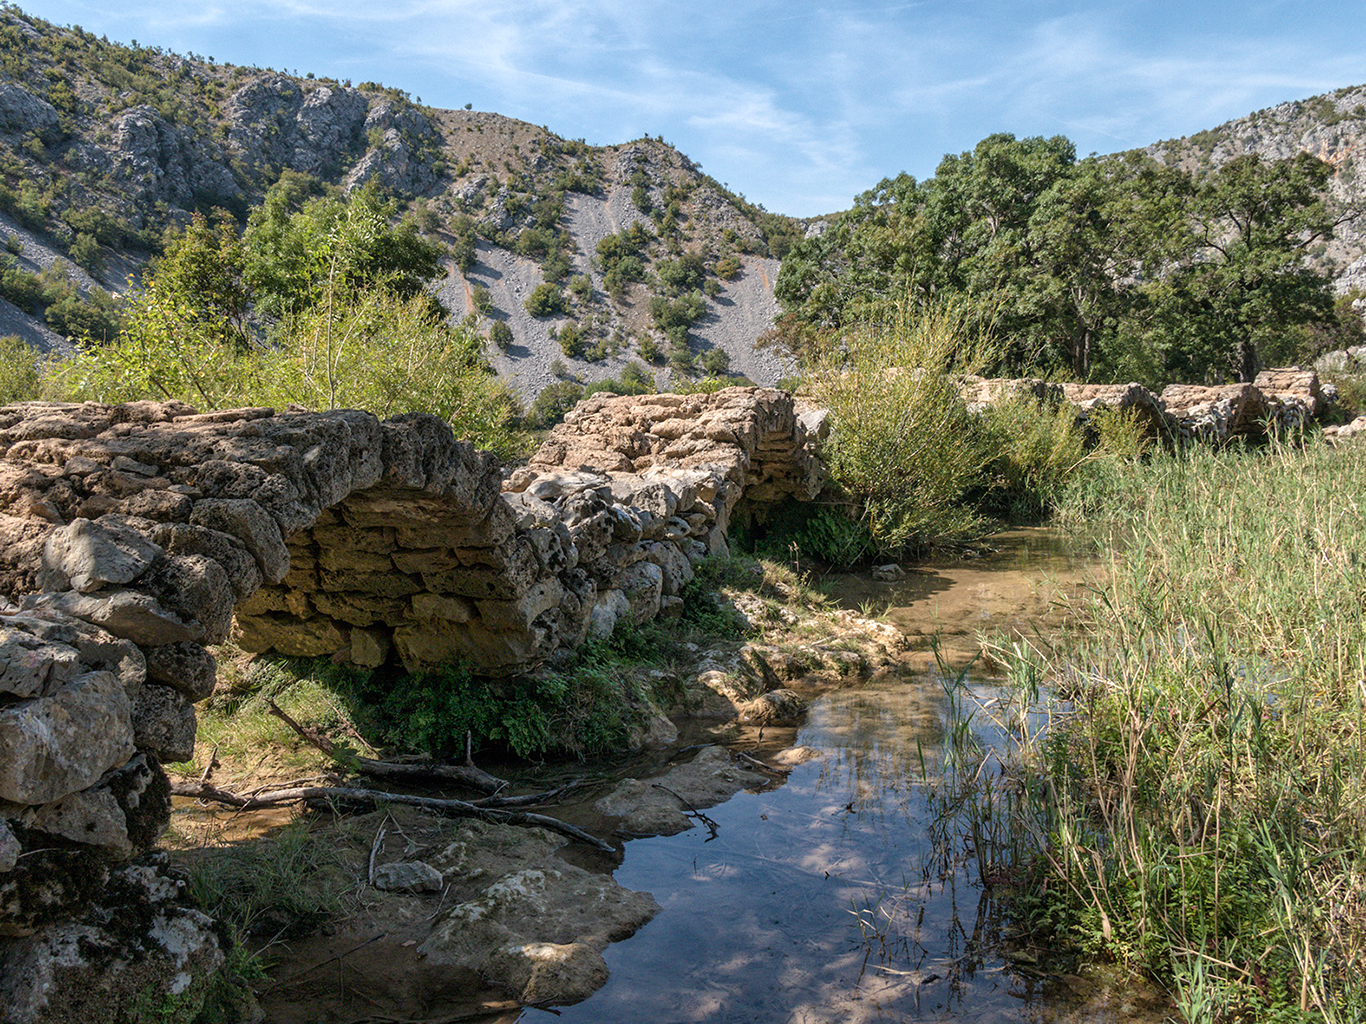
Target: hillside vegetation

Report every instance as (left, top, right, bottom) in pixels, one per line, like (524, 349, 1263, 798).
(0, 4, 801, 396)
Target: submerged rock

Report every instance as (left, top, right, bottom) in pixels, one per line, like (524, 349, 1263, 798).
(594, 745, 767, 836)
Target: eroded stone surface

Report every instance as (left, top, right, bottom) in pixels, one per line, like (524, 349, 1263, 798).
(420, 819, 659, 1005)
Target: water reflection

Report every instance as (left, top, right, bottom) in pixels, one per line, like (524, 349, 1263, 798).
(530, 672, 1035, 1024)
(527, 530, 1114, 1024)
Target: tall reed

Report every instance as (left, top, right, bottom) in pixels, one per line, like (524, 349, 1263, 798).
(1005, 439, 1366, 1021)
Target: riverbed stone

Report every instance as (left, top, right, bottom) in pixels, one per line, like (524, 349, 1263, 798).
(372, 861, 443, 893)
(594, 746, 767, 835)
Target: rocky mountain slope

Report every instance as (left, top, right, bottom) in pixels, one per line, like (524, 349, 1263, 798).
(1142, 84, 1366, 292)
(0, 7, 802, 398)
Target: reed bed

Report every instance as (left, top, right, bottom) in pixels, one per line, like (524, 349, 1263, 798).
(1000, 439, 1366, 1021)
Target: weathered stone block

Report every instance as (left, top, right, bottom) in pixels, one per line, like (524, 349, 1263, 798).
(0, 670, 134, 806)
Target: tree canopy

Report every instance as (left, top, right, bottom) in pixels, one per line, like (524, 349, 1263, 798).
(772, 135, 1347, 384)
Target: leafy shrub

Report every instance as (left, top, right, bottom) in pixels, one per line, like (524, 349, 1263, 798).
(557, 321, 584, 357)
(527, 380, 584, 429)
(714, 254, 741, 279)
(470, 283, 493, 315)
(638, 335, 662, 364)
(488, 320, 513, 350)
(568, 274, 592, 301)
(655, 253, 705, 295)
(812, 302, 995, 556)
(524, 282, 565, 317)
(701, 347, 730, 376)
(0, 335, 40, 404)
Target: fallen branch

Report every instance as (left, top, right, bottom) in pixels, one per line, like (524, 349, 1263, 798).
(169, 780, 615, 853)
(734, 750, 791, 776)
(266, 700, 506, 795)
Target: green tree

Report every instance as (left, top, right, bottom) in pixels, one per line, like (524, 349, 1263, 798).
(1160, 153, 1337, 381)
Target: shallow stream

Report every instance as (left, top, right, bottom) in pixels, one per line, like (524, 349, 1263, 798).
(522, 529, 1162, 1023)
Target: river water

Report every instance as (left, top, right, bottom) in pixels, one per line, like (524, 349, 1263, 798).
(526, 530, 1161, 1024)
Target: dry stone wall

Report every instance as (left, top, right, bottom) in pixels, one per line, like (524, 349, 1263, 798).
(962, 367, 1329, 442)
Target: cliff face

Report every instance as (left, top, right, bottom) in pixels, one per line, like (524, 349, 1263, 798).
(1142, 85, 1366, 293)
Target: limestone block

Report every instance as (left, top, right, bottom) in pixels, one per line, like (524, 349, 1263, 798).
(9, 785, 130, 855)
(118, 489, 193, 523)
(587, 589, 631, 639)
(21, 590, 201, 647)
(391, 548, 463, 575)
(0, 627, 81, 700)
(311, 591, 409, 628)
(474, 578, 565, 633)
(318, 568, 423, 598)
(235, 585, 312, 619)
(139, 554, 235, 646)
(410, 592, 475, 623)
(37, 516, 164, 594)
(643, 541, 694, 597)
(0, 670, 134, 806)
(614, 561, 663, 624)
(150, 522, 263, 602)
(144, 642, 216, 702)
(349, 627, 390, 669)
(234, 612, 348, 658)
(189, 497, 289, 583)
(1, 613, 145, 694)
(310, 523, 396, 554)
(317, 547, 395, 573)
(131, 683, 196, 764)
(393, 618, 549, 675)
(419, 540, 539, 601)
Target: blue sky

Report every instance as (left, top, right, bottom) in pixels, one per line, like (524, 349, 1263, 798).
(16, 1, 1366, 217)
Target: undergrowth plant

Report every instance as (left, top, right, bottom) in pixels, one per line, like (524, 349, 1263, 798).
(996, 438, 1366, 1021)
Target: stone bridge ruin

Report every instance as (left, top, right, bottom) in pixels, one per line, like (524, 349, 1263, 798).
(0, 368, 1336, 1014)
(0, 388, 822, 939)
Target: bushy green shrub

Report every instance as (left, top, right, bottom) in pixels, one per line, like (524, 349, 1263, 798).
(526, 380, 584, 429)
(488, 320, 513, 350)
(557, 321, 584, 357)
(524, 282, 564, 317)
(0, 335, 40, 404)
(812, 302, 995, 556)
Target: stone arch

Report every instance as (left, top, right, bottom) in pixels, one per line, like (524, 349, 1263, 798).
(0, 388, 824, 932)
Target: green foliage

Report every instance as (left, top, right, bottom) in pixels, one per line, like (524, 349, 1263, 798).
(526, 380, 584, 429)
(638, 335, 662, 364)
(649, 290, 705, 340)
(812, 302, 994, 557)
(775, 135, 1338, 384)
(243, 176, 443, 321)
(568, 273, 592, 302)
(524, 282, 565, 317)
(0, 335, 40, 403)
(470, 283, 493, 315)
(557, 320, 584, 357)
(700, 347, 730, 377)
(655, 253, 705, 295)
(488, 319, 513, 350)
(1010, 442, 1366, 1016)
(714, 254, 741, 279)
(186, 818, 345, 941)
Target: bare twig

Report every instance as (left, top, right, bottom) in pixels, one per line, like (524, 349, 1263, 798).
(197, 743, 219, 786)
(265, 700, 506, 795)
(169, 781, 615, 853)
(734, 750, 791, 776)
